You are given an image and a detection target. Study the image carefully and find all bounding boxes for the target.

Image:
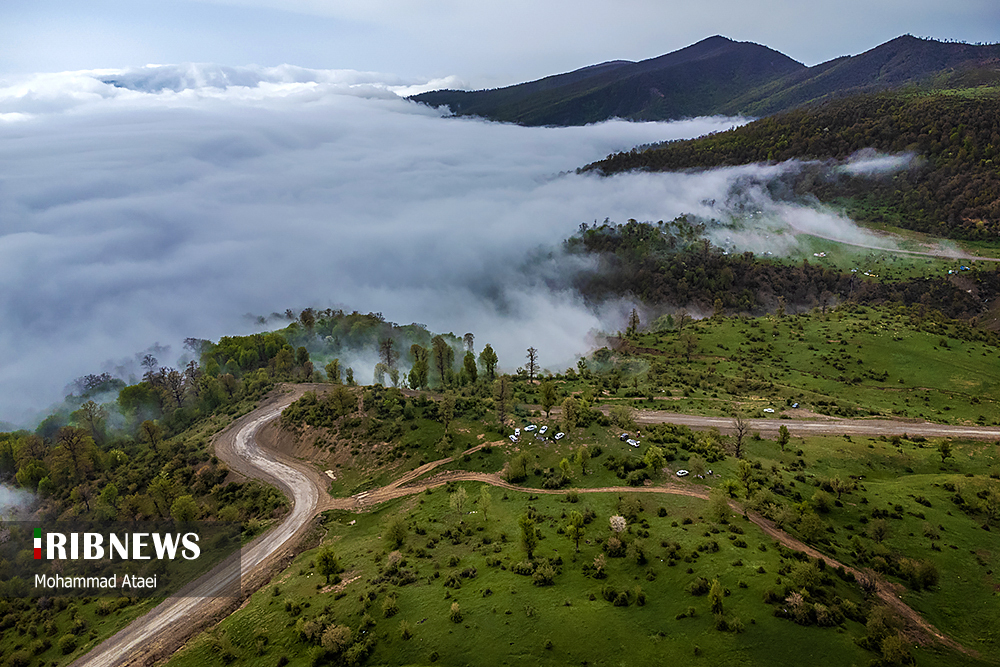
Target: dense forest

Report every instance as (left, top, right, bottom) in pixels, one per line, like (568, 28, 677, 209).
(585, 92, 1000, 240)
(565, 218, 1000, 325)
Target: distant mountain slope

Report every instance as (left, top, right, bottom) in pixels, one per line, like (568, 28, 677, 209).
(411, 35, 1000, 126)
(411, 36, 804, 125)
(725, 35, 1000, 117)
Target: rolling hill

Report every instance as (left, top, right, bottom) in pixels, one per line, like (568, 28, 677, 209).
(410, 35, 1000, 126)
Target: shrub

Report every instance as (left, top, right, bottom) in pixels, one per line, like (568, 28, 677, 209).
(399, 620, 413, 640)
(58, 634, 77, 655)
(532, 562, 556, 586)
(686, 577, 710, 596)
(450, 602, 463, 623)
(382, 595, 399, 617)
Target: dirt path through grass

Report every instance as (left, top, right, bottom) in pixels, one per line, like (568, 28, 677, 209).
(74, 387, 978, 666)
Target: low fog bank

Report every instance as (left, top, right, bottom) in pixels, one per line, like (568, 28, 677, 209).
(0, 64, 748, 426)
(0, 484, 35, 515)
(0, 64, 912, 426)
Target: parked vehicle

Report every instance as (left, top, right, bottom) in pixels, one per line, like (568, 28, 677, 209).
(509, 435, 518, 443)
(525, 425, 538, 432)
(539, 426, 548, 435)
(676, 470, 689, 477)
(554, 432, 565, 440)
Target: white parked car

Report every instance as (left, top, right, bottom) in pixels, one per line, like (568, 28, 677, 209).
(508, 435, 518, 443)
(791, 403, 799, 408)
(554, 432, 565, 440)
(676, 470, 689, 477)
(763, 408, 775, 413)
(515, 428, 521, 437)
(539, 426, 548, 435)
(626, 439, 640, 447)
(525, 425, 538, 432)
(619, 433, 629, 441)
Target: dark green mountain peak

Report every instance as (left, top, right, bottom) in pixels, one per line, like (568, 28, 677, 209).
(410, 35, 1000, 126)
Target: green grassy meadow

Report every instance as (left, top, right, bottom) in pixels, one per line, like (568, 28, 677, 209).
(166, 470, 996, 667)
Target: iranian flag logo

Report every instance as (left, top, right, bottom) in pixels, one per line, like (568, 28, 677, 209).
(34, 528, 41, 559)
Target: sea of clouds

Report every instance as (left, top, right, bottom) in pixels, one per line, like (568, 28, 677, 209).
(0, 64, 906, 426)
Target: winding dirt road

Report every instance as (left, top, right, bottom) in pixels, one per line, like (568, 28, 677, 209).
(75, 388, 984, 666)
(71, 386, 333, 667)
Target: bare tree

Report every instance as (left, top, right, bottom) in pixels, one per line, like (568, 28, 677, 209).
(525, 347, 539, 384)
(141, 420, 164, 454)
(680, 333, 698, 362)
(77, 400, 107, 446)
(57, 426, 94, 481)
(379, 337, 399, 372)
(625, 308, 640, 338)
(463, 333, 475, 354)
(731, 408, 749, 459)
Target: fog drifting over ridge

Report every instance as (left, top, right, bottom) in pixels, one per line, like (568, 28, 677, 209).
(0, 64, 904, 426)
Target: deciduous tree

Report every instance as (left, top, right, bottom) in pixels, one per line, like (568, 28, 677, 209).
(566, 511, 585, 552)
(519, 513, 538, 560)
(317, 547, 341, 584)
(540, 380, 557, 418)
(562, 397, 580, 433)
(777, 424, 790, 452)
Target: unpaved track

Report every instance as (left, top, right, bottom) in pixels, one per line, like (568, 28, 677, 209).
(75, 388, 980, 666)
(621, 409, 1000, 441)
(72, 385, 331, 667)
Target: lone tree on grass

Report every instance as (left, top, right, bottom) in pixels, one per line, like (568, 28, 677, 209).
(449, 486, 467, 518)
(479, 487, 492, 524)
(519, 514, 538, 560)
(938, 440, 953, 464)
(709, 578, 724, 616)
(737, 460, 754, 499)
(777, 424, 790, 452)
(317, 547, 341, 584)
(566, 511, 585, 552)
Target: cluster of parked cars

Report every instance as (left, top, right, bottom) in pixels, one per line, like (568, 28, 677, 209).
(509, 424, 565, 444)
(619, 433, 640, 447)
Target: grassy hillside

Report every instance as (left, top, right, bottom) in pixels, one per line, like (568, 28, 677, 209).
(165, 420, 1000, 667)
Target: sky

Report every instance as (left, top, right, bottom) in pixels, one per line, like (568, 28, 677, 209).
(2, 1, 999, 87)
(0, 2, 994, 426)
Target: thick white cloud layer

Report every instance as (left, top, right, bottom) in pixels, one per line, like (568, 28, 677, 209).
(0, 64, 757, 425)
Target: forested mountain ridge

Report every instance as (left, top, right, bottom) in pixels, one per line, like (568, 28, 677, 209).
(585, 92, 1000, 240)
(411, 36, 803, 125)
(410, 35, 1000, 126)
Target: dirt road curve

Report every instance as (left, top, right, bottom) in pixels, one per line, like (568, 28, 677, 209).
(75, 388, 981, 666)
(71, 386, 330, 667)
